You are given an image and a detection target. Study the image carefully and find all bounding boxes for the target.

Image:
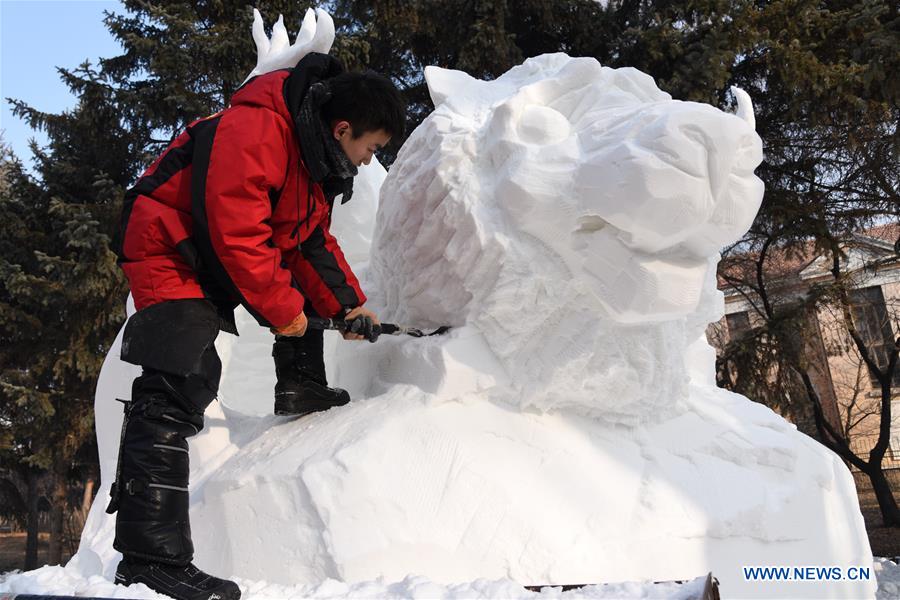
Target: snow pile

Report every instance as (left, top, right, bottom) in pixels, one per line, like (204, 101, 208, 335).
(1, 566, 710, 599)
(1, 54, 876, 600)
(875, 557, 900, 600)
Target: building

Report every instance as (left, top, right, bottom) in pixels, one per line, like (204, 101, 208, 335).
(711, 223, 900, 469)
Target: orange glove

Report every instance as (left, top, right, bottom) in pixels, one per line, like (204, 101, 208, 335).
(271, 312, 308, 337)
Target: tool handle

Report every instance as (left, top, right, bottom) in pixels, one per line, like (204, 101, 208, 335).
(306, 317, 399, 336)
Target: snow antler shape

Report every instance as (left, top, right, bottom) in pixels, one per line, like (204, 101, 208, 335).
(242, 8, 335, 85)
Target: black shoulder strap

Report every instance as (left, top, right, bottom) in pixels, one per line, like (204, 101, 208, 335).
(268, 160, 292, 210)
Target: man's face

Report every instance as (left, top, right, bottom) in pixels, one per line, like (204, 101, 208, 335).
(333, 122, 391, 167)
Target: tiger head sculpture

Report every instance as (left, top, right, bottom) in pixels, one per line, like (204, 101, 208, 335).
(369, 53, 763, 422)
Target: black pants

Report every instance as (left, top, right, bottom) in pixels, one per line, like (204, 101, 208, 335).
(108, 299, 222, 565)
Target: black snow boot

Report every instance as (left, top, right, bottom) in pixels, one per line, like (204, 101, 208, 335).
(115, 558, 240, 600)
(107, 368, 217, 565)
(272, 332, 350, 416)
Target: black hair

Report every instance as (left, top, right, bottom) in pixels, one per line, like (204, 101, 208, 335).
(321, 71, 406, 141)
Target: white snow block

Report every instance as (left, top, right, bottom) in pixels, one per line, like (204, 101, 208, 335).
(69, 53, 874, 600)
(185, 387, 873, 600)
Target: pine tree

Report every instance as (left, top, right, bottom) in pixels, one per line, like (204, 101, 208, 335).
(2, 8, 162, 565)
(1, 74, 129, 560)
(0, 138, 48, 569)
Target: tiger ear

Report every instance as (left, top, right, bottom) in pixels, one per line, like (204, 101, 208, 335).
(730, 86, 756, 130)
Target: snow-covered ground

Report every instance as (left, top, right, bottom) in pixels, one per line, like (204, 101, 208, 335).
(0, 10, 883, 600)
(4, 559, 900, 599)
(0, 568, 710, 599)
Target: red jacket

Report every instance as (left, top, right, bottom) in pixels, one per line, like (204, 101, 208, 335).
(117, 66, 365, 329)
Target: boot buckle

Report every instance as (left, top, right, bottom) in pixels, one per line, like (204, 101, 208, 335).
(125, 478, 147, 495)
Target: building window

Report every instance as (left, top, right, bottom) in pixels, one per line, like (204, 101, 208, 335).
(848, 286, 900, 389)
(726, 311, 751, 341)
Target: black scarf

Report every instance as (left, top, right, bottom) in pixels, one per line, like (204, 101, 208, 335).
(296, 81, 357, 205)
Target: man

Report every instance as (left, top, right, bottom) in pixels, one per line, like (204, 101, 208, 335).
(108, 53, 405, 600)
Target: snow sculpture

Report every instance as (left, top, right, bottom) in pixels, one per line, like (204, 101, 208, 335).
(242, 8, 334, 85)
(376, 58, 762, 326)
(64, 25, 873, 600)
(370, 54, 765, 422)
